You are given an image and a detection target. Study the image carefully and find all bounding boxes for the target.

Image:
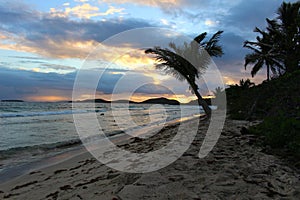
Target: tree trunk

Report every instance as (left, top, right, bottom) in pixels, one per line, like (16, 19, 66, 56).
(267, 64, 270, 81)
(194, 89, 212, 117)
(285, 51, 298, 73)
(188, 80, 212, 117)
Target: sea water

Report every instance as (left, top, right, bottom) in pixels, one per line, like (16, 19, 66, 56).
(0, 102, 203, 173)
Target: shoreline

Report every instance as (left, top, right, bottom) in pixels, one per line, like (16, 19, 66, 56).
(0, 114, 204, 184)
(1, 117, 300, 199)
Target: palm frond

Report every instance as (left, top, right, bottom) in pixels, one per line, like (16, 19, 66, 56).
(244, 53, 260, 69)
(251, 59, 264, 77)
(194, 32, 207, 44)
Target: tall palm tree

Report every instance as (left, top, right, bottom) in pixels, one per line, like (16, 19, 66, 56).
(275, 1, 300, 73)
(145, 31, 223, 117)
(244, 28, 282, 81)
(244, 1, 300, 78)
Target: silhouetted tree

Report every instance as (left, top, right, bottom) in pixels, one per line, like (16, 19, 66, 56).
(145, 31, 223, 117)
(244, 1, 300, 79)
(239, 79, 255, 89)
(212, 87, 226, 110)
(244, 29, 282, 81)
(275, 1, 300, 73)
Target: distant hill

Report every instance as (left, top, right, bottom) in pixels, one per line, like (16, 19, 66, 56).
(78, 97, 180, 105)
(139, 97, 180, 105)
(80, 99, 110, 103)
(113, 99, 136, 104)
(94, 99, 111, 103)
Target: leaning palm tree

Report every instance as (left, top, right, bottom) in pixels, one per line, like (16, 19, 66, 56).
(145, 31, 223, 117)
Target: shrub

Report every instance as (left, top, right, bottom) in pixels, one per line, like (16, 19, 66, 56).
(249, 114, 300, 157)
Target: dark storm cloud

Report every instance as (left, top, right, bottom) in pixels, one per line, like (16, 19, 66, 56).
(135, 84, 173, 94)
(0, 67, 171, 100)
(222, 0, 299, 35)
(213, 32, 250, 73)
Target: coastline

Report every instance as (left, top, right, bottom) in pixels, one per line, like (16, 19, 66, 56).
(0, 113, 203, 183)
(1, 117, 300, 199)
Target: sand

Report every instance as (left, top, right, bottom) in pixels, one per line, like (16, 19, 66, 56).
(0, 118, 300, 199)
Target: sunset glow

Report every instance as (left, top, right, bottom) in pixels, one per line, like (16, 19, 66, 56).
(0, 0, 281, 102)
(26, 96, 70, 102)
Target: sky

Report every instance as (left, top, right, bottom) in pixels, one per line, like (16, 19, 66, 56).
(0, 0, 295, 102)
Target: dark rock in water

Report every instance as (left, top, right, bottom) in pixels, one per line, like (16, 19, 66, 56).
(240, 127, 250, 135)
(100, 113, 104, 116)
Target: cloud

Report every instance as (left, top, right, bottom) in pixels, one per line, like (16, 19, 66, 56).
(100, 0, 179, 8)
(76, 0, 89, 2)
(63, 2, 70, 7)
(204, 19, 219, 27)
(99, 0, 220, 10)
(0, 66, 195, 102)
(0, 67, 73, 100)
(220, 0, 297, 37)
(41, 64, 76, 71)
(50, 4, 125, 19)
(134, 83, 173, 94)
(0, 1, 152, 59)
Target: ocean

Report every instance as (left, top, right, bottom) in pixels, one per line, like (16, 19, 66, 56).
(0, 101, 203, 175)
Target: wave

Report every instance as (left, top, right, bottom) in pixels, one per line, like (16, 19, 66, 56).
(0, 139, 82, 159)
(0, 109, 107, 118)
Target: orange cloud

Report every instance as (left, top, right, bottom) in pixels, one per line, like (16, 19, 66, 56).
(0, 37, 99, 59)
(114, 51, 156, 69)
(223, 76, 236, 86)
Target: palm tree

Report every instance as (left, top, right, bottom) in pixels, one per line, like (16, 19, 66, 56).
(145, 31, 223, 117)
(239, 79, 255, 89)
(213, 87, 224, 97)
(244, 28, 282, 81)
(212, 87, 226, 110)
(244, 2, 300, 78)
(274, 1, 300, 73)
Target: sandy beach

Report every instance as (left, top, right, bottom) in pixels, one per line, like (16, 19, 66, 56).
(0, 118, 299, 199)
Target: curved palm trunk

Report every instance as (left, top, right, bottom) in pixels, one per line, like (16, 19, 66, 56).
(194, 89, 212, 118)
(188, 80, 212, 117)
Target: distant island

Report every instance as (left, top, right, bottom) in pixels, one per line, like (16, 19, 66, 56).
(71, 97, 215, 105)
(0, 97, 214, 105)
(78, 97, 181, 105)
(1, 100, 24, 102)
(139, 97, 180, 105)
